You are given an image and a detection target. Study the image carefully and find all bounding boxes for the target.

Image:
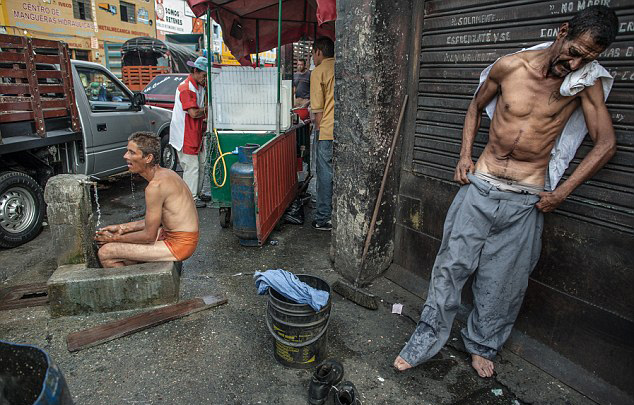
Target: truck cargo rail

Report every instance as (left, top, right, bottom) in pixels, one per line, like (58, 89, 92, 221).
(0, 34, 81, 138)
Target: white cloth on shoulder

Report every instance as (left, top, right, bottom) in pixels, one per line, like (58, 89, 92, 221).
(476, 42, 613, 191)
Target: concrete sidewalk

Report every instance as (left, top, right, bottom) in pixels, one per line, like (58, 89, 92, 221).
(0, 174, 594, 404)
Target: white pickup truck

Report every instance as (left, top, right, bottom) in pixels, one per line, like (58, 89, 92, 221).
(0, 34, 174, 248)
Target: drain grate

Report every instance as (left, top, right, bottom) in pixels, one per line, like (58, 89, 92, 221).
(0, 283, 49, 311)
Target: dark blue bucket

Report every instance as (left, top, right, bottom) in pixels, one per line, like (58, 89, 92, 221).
(0, 340, 73, 405)
(230, 145, 260, 247)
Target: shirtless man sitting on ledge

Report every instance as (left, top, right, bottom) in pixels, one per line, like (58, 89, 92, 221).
(394, 5, 618, 378)
(95, 132, 199, 268)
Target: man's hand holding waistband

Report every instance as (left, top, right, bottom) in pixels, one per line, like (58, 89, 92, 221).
(536, 190, 567, 213)
(454, 155, 475, 185)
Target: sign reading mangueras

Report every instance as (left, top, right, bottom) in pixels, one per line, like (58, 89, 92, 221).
(155, 0, 192, 34)
(7, 0, 97, 37)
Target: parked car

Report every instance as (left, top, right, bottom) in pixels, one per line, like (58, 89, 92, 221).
(0, 34, 174, 248)
(142, 73, 188, 110)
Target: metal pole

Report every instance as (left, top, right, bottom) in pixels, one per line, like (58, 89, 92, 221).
(256, 19, 260, 68)
(276, 0, 282, 135)
(206, 8, 214, 133)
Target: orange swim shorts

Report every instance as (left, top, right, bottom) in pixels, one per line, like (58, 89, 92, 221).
(160, 230, 199, 261)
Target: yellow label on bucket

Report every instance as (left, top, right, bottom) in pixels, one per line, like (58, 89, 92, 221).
(275, 340, 297, 362)
(273, 325, 315, 343)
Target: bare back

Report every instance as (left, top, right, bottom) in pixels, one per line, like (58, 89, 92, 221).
(475, 51, 581, 186)
(147, 167, 198, 232)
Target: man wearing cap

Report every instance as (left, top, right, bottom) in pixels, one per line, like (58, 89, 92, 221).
(169, 56, 209, 208)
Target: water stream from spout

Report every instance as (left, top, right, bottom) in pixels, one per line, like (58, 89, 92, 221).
(93, 183, 102, 229)
(130, 172, 137, 212)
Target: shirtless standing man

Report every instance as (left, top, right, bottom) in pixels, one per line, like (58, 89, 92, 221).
(95, 132, 199, 267)
(394, 6, 618, 377)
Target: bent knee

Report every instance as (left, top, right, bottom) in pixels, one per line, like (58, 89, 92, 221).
(98, 243, 115, 260)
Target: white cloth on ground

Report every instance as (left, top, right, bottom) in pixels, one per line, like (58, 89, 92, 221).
(475, 42, 613, 191)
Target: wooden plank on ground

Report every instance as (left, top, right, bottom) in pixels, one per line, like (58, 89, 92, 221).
(66, 295, 228, 352)
(0, 282, 49, 311)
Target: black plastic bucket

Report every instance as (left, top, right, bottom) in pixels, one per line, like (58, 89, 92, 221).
(0, 340, 73, 405)
(266, 274, 331, 369)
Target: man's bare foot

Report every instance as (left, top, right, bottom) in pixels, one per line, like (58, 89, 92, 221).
(471, 354, 495, 377)
(393, 356, 412, 371)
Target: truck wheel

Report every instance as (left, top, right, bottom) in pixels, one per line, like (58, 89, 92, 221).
(0, 171, 45, 248)
(160, 133, 178, 171)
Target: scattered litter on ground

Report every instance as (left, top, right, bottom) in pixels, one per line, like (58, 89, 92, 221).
(491, 388, 503, 397)
(232, 272, 243, 277)
(512, 400, 520, 405)
(378, 377, 385, 382)
(270, 240, 278, 246)
(392, 303, 403, 314)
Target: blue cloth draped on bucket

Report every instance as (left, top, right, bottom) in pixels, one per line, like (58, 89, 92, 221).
(254, 269, 329, 311)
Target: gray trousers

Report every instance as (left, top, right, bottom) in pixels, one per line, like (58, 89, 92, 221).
(400, 173, 543, 365)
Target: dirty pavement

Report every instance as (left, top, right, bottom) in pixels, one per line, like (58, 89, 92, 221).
(0, 174, 594, 405)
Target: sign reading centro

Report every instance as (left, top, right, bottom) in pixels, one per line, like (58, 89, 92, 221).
(9, 0, 97, 35)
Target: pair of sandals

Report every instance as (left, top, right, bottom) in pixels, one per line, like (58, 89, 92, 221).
(308, 359, 360, 405)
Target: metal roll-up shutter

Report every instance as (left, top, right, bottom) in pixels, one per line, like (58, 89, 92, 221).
(414, 0, 634, 234)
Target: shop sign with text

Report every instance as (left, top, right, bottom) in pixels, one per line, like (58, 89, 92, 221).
(155, 0, 192, 34)
(6, 0, 98, 38)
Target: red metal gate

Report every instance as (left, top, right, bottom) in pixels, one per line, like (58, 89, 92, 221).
(253, 129, 298, 245)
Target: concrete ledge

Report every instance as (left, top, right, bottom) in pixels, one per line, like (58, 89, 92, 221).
(47, 262, 180, 317)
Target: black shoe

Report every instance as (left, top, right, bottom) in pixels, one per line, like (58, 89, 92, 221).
(334, 381, 360, 405)
(308, 359, 344, 405)
(312, 220, 332, 231)
(299, 192, 312, 205)
(194, 198, 206, 208)
(198, 193, 212, 202)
